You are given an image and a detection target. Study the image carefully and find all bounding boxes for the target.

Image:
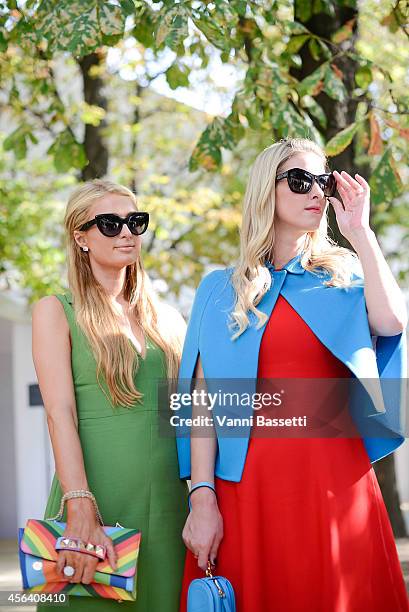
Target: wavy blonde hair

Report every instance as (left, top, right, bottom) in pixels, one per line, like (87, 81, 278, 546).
(64, 179, 183, 408)
(230, 138, 360, 339)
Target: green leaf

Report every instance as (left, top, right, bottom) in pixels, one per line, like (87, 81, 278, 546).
(3, 127, 20, 151)
(0, 30, 7, 52)
(285, 104, 322, 141)
(323, 65, 347, 102)
(189, 114, 241, 171)
(317, 39, 331, 60)
(192, 15, 230, 52)
(165, 63, 190, 89)
(281, 19, 310, 35)
(231, 0, 247, 17)
(296, 63, 326, 97)
(369, 149, 404, 207)
(308, 38, 321, 61)
(120, 0, 136, 17)
(313, 0, 336, 18)
(13, 138, 28, 160)
(380, 9, 401, 34)
(101, 32, 123, 47)
(285, 34, 310, 55)
(33, 1, 124, 55)
(294, 3, 312, 22)
(325, 123, 359, 156)
(331, 19, 355, 44)
(133, 8, 155, 47)
(355, 66, 372, 89)
(245, 106, 263, 130)
(156, 5, 189, 50)
(35, 0, 103, 56)
(3, 125, 30, 159)
(28, 132, 39, 145)
(80, 103, 106, 126)
(301, 96, 327, 129)
(98, 3, 125, 36)
(220, 49, 230, 63)
(47, 130, 87, 172)
(224, 112, 245, 143)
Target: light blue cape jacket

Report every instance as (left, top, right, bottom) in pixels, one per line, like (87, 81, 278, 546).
(176, 254, 407, 482)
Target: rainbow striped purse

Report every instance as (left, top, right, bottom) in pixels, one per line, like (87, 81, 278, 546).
(18, 519, 141, 601)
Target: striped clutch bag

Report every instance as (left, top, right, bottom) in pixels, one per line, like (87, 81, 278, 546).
(18, 519, 141, 601)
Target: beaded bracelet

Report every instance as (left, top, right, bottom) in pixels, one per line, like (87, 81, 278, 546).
(47, 489, 104, 526)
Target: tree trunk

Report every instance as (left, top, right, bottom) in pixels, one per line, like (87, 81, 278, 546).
(130, 82, 144, 194)
(77, 51, 109, 180)
(292, 0, 406, 536)
(374, 455, 407, 537)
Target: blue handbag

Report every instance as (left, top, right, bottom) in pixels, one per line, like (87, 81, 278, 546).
(187, 562, 236, 612)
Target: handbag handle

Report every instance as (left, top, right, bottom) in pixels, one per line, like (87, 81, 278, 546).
(206, 562, 235, 612)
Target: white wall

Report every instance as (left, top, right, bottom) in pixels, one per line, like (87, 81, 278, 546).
(0, 318, 17, 538)
(12, 322, 51, 530)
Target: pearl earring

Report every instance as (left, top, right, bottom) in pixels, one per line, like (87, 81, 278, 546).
(81, 246, 89, 252)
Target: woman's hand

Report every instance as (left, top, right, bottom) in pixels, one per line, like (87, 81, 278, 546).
(327, 170, 371, 244)
(327, 169, 407, 335)
(182, 488, 223, 572)
(56, 499, 117, 584)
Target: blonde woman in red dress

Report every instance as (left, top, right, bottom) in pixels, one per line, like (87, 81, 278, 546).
(178, 138, 408, 611)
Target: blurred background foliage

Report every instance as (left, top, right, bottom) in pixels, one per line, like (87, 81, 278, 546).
(0, 0, 408, 300)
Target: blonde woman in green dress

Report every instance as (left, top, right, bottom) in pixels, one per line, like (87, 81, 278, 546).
(32, 179, 188, 611)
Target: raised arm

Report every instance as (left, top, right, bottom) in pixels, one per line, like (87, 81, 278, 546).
(329, 170, 407, 336)
(349, 229, 407, 336)
(32, 296, 117, 583)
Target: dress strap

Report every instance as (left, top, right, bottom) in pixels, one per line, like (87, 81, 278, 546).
(54, 292, 79, 338)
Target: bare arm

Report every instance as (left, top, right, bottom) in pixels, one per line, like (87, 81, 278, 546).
(330, 170, 407, 337)
(32, 296, 116, 582)
(32, 297, 89, 494)
(350, 229, 408, 336)
(182, 355, 223, 571)
(190, 356, 218, 489)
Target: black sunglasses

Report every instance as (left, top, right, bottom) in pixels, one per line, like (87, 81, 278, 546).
(79, 212, 149, 237)
(275, 168, 336, 197)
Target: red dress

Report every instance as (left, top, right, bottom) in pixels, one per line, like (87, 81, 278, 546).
(179, 295, 409, 611)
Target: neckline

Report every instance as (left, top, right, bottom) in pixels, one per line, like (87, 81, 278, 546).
(128, 334, 151, 361)
(264, 253, 304, 274)
(64, 293, 151, 360)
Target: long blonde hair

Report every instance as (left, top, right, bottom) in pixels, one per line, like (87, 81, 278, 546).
(64, 179, 182, 408)
(230, 138, 360, 339)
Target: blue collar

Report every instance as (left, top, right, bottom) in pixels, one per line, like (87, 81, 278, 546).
(264, 253, 305, 274)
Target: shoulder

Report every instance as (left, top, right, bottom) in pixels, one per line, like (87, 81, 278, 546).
(195, 268, 231, 303)
(32, 295, 64, 316)
(183, 268, 231, 331)
(32, 295, 69, 330)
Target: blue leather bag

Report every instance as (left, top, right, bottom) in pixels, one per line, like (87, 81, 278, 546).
(187, 563, 236, 612)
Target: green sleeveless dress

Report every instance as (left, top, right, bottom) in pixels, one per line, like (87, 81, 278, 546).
(38, 293, 188, 612)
